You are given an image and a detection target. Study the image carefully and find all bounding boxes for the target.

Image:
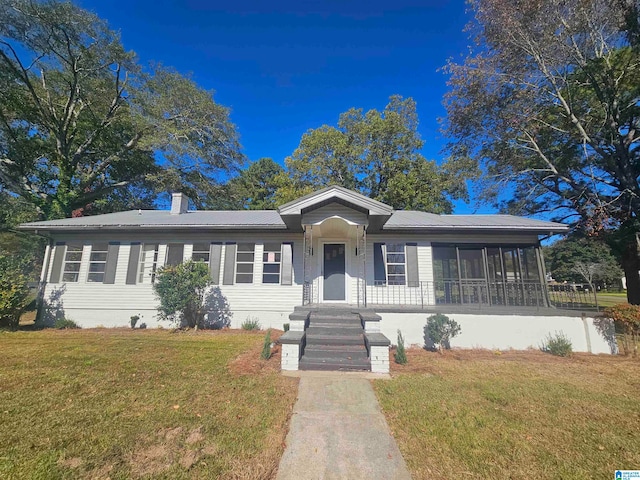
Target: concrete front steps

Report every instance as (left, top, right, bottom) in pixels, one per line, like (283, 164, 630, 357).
(300, 310, 370, 371)
(280, 305, 391, 373)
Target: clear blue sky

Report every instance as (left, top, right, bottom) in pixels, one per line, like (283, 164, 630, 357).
(78, 0, 491, 213)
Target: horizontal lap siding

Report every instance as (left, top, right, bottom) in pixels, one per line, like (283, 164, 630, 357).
(44, 233, 304, 317)
(364, 235, 431, 306)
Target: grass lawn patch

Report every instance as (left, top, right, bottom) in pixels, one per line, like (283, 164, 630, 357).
(0, 329, 298, 479)
(374, 349, 640, 479)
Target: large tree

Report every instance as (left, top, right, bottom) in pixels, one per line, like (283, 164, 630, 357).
(277, 95, 473, 212)
(205, 157, 283, 210)
(444, 0, 640, 302)
(0, 0, 243, 220)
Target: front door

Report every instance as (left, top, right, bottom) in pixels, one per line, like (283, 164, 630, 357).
(323, 243, 346, 301)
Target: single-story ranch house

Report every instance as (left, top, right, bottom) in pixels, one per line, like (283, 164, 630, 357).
(20, 186, 615, 373)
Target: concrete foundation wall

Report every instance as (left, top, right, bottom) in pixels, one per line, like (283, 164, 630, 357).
(378, 312, 617, 354)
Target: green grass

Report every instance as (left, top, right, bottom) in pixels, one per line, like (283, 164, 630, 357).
(374, 349, 640, 479)
(594, 292, 628, 308)
(0, 329, 297, 479)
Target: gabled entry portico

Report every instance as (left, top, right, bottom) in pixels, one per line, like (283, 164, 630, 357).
(277, 185, 393, 307)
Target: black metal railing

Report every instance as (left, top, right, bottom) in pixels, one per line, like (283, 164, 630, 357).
(368, 280, 598, 310)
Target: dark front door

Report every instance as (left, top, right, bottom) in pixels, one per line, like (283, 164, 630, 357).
(323, 243, 345, 301)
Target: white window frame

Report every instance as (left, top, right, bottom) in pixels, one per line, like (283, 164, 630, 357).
(262, 243, 281, 284)
(235, 243, 255, 284)
(386, 243, 406, 286)
(138, 244, 159, 284)
(62, 245, 83, 282)
(87, 243, 109, 283)
(191, 243, 210, 263)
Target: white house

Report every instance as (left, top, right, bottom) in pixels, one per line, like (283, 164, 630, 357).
(20, 186, 616, 373)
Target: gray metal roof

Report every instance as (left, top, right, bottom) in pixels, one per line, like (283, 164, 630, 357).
(19, 209, 286, 231)
(385, 211, 568, 232)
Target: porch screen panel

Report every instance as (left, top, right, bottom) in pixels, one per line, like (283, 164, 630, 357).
(486, 247, 505, 305)
(49, 242, 66, 283)
(166, 243, 184, 266)
(209, 243, 222, 284)
(103, 242, 120, 284)
(281, 243, 293, 286)
(432, 246, 459, 304)
(125, 243, 141, 285)
(373, 243, 386, 285)
(406, 243, 419, 287)
(458, 248, 487, 304)
(223, 243, 236, 285)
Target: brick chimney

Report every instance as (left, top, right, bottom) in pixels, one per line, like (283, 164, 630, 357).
(170, 192, 190, 215)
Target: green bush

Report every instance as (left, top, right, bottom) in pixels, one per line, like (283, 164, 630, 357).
(130, 315, 140, 329)
(241, 317, 261, 330)
(153, 260, 212, 329)
(0, 254, 31, 330)
(424, 313, 461, 353)
(603, 303, 640, 357)
(54, 318, 80, 329)
(261, 329, 272, 360)
(541, 331, 573, 357)
(394, 330, 407, 365)
(283, 323, 290, 332)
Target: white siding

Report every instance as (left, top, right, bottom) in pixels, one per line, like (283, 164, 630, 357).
(41, 232, 304, 328)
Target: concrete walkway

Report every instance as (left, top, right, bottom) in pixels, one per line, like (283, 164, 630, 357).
(276, 372, 412, 480)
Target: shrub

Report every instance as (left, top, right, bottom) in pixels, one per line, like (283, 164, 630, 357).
(153, 260, 212, 329)
(241, 317, 261, 330)
(425, 314, 461, 353)
(394, 330, 407, 365)
(54, 318, 80, 329)
(261, 329, 272, 360)
(541, 331, 573, 357)
(139, 322, 147, 329)
(0, 254, 31, 330)
(602, 303, 640, 357)
(283, 322, 290, 332)
(130, 315, 140, 329)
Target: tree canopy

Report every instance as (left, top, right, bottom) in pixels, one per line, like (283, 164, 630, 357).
(205, 157, 283, 210)
(444, 0, 640, 301)
(276, 95, 473, 212)
(545, 237, 623, 288)
(0, 0, 243, 220)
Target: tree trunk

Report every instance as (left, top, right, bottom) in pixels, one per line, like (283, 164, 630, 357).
(622, 240, 640, 304)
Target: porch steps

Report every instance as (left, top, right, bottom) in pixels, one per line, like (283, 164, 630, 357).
(299, 310, 371, 371)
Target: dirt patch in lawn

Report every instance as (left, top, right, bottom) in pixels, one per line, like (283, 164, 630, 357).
(228, 330, 284, 375)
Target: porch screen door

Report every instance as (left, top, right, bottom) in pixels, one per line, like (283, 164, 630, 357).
(323, 243, 345, 301)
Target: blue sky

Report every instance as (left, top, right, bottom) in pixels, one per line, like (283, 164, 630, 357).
(78, 0, 489, 213)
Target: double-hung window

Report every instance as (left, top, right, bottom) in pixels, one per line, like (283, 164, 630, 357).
(386, 243, 406, 285)
(262, 243, 281, 284)
(87, 243, 109, 282)
(62, 245, 83, 282)
(235, 243, 255, 283)
(138, 244, 159, 283)
(192, 243, 210, 263)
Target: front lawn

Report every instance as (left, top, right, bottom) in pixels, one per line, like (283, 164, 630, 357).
(374, 349, 640, 480)
(0, 329, 297, 479)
